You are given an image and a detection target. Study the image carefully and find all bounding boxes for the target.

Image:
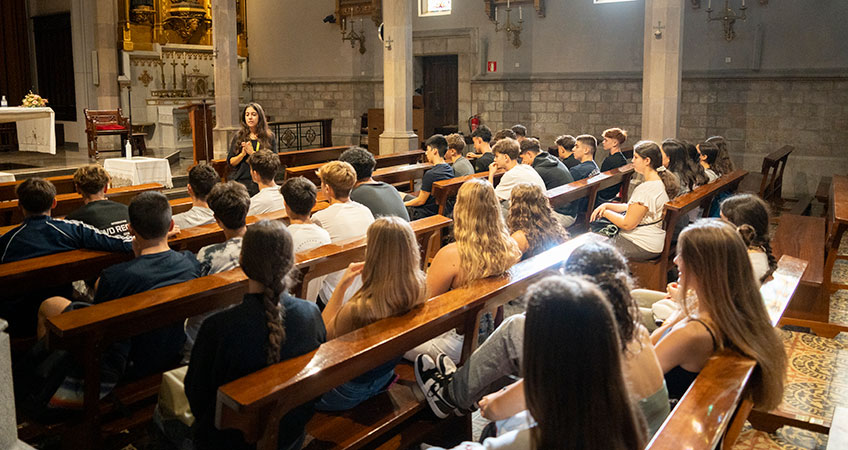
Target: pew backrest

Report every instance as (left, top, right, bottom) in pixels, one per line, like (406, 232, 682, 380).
(211, 146, 350, 181)
(431, 171, 505, 216)
(0, 175, 77, 202)
(546, 164, 635, 229)
(757, 145, 793, 202)
(284, 150, 426, 182)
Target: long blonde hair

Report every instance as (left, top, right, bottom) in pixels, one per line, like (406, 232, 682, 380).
(341, 217, 427, 331)
(508, 183, 569, 258)
(678, 219, 786, 410)
(454, 179, 521, 285)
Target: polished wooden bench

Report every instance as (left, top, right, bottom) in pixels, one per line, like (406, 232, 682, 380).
(285, 150, 425, 181)
(739, 145, 793, 205)
(547, 164, 635, 231)
(431, 171, 505, 216)
(0, 175, 77, 202)
(0, 183, 164, 226)
(647, 255, 807, 450)
(216, 233, 603, 450)
(212, 146, 350, 181)
(630, 170, 748, 290)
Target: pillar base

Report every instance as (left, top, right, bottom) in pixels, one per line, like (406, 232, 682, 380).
(379, 131, 419, 155)
(213, 127, 240, 160)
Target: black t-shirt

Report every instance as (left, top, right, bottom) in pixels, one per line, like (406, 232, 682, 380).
(561, 154, 579, 169)
(227, 135, 278, 196)
(597, 152, 629, 204)
(474, 152, 495, 173)
(569, 160, 600, 181)
(66, 200, 130, 237)
(413, 163, 454, 218)
(186, 293, 326, 450)
(95, 250, 201, 378)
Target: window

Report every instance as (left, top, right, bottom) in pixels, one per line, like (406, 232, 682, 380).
(419, 0, 451, 17)
(594, 0, 637, 3)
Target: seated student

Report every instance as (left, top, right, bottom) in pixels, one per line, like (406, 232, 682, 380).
(421, 275, 647, 450)
(0, 178, 132, 337)
(706, 135, 734, 177)
(280, 176, 332, 302)
(340, 146, 409, 221)
(510, 124, 527, 143)
(555, 134, 580, 169)
(183, 181, 251, 359)
(316, 217, 426, 411)
(490, 138, 545, 214)
(172, 163, 220, 230)
(651, 219, 785, 407)
(467, 125, 495, 173)
(507, 183, 569, 259)
(518, 137, 575, 225)
(445, 133, 474, 177)
(568, 134, 601, 181)
(591, 141, 679, 262)
(661, 139, 707, 195)
(696, 141, 720, 183)
(403, 134, 454, 220)
(720, 194, 777, 283)
(34, 192, 201, 409)
(246, 150, 284, 216)
(417, 242, 668, 438)
(312, 161, 375, 304)
(185, 220, 325, 450)
(66, 164, 130, 237)
(405, 179, 521, 364)
(597, 127, 629, 204)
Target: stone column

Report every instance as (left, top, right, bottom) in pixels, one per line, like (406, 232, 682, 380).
(379, 0, 417, 155)
(0, 320, 34, 449)
(94, 0, 120, 109)
(211, 0, 241, 159)
(641, 0, 684, 144)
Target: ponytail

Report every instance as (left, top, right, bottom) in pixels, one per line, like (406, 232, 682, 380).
(657, 167, 681, 199)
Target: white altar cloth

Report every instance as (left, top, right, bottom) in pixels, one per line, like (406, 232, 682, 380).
(104, 157, 173, 189)
(0, 107, 56, 154)
(0, 173, 14, 183)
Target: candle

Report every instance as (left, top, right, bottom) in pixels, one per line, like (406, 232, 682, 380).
(495, 6, 498, 21)
(708, 0, 712, 9)
(507, 0, 510, 9)
(519, 6, 522, 19)
(741, 0, 746, 6)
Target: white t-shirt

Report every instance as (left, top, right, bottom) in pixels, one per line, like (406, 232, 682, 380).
(425, 428, 532, 450)
(172, 206, 215, 229)
(289, 223, 332, 302)
(619, 180, 669, 254)
(749, 250, 769, 282)
(312, 201, 375, 302)
(247, 186, 284, 216)
(494, 164, 546, 202)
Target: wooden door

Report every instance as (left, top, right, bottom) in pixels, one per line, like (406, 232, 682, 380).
(32, 13, 76, 121)
(422, 55, 458, 139)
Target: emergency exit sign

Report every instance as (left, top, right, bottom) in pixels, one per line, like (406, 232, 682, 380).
(487, 61, 497, 72)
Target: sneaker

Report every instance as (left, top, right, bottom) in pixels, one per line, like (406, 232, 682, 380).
(436, 353, 457, 377)
(414, 354, 456, 419)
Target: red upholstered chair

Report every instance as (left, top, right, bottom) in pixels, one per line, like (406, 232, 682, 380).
(84, 108, 131, 159)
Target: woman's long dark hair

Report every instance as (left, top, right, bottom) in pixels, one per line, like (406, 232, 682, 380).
(706, 136, 734, 176)
(237, 102, 275, 151)
(523, 276, 646, 450)
(720, 194, 777, 283)
(240, 220, 294, 364)
(635, 141, 680, 199)
(663, 139, 708, 191)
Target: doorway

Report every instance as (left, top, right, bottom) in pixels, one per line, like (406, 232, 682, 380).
(421, 55, 458, 138)
(32, 13, 76, 121)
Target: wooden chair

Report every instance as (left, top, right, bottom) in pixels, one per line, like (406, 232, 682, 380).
(739, 145, 794, 205)
(83, 109, 131, 159)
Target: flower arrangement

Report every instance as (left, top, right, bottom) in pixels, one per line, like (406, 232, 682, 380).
(22, 91, 48, 108)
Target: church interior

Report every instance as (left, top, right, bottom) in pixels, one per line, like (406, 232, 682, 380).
(1, 0, 847, 449)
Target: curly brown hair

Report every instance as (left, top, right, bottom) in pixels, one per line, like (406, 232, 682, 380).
(507, 183, 569, 258)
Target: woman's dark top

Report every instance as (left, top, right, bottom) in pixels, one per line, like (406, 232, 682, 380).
(664, 318, 718, 401)
(226, 133, 279, 196)
(185, 293, 325, 450)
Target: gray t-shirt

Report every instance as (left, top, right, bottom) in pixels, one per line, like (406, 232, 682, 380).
(451, 156, 475, 177)
(350, 182, 410, 221)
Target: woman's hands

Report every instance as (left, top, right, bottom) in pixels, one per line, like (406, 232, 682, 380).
(338, 262, 365, 290)
(591, 204, 607, 222)
(240, 140, 255, 156)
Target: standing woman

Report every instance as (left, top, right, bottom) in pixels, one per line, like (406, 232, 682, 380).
(227, 103, 278, 196)
(507, 183, 569, 259)
(317, 216, 427, 411)
(591, 141, 679, 261)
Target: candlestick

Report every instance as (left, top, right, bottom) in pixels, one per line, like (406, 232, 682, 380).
(158, 59, 166, 90)
(181, 59, 189, 91)
(171, 59, 178, 91)
(495, 6, 498, 22)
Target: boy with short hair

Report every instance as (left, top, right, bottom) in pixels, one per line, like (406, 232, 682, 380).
(489, 138, 545, 205)
(511, 124, 527, 142)
(340, 146, 409, 220)
(66, 164, 130, 237)
(467, 125, 495, 173)
(555, 134, 579, 169)
(569, 134, 601, 181)
(246, 150, 284, 216)
(404, 134, 454, 220)
(172, 163, 220, 229)
(281, 177, 332, 302)
(444, 134, 474, 177)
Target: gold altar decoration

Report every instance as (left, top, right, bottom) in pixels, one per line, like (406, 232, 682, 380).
(336, 0, 382, 28)
(118, 0, 248, 57)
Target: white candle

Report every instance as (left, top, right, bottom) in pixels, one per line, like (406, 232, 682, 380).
(519, 6, 523, 19)
(507, 0, 510, 8)
(495, 6, 498, 21)
(708, 0, 712, 9)
(741, 0, 746, 7)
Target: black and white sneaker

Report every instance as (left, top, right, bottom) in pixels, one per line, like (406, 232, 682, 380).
(436, 353, 457, 378)
(414, 354, 456, 419)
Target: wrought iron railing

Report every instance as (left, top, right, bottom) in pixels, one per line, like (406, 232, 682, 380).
(269, 118, 333, 151)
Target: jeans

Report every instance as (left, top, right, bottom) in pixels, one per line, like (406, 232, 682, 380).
(314, 369, 396, 412)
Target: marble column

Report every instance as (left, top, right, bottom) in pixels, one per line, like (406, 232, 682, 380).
(0, 320, 34, 449)
(94, 0, 120, 110)
(379, 0, 417, 155)
(641, 0, 684, 144)
(211, 0, 241, 159)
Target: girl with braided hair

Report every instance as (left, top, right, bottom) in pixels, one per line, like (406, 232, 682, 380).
(185, 220, 326, 450)
(720, 194, 777, 284)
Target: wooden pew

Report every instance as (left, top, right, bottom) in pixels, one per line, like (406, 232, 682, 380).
(169, 197, 194, 215)
(739, 145, 794, 204)
(546, 164, 635, 231)
(629, 170, 748, 291)
(211, 146, 350, 181)
(284, 150, 425, 181)
(647, 255, 807, 450)
(36, 215, 450, 449)
(216, 233, 603, 450)
(431, 171, 505, 216)
(0, 175, 77, 202)
(0, 183, 164, 226)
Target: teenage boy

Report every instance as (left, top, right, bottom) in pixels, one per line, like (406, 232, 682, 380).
(467, 125, 495, 173)
(37, 191, 201, 407)
(597, 128, 629, 204)
(511, 124, 527, 143)
(445, 134, 474, 177)
(404, 134, 454, 220)
(555, 134, 580, 169)
(246, 150, 284, 216)
(340, 147, 409, 220)
(312, 161, 374, 304)
(66, 165, 130, 237)
(281, 177, 332, 302)
(490, 138, 545, 209)
(569, 134, 601, 181)
(0, 178, 132, 337)
(172, 163, 220, 229)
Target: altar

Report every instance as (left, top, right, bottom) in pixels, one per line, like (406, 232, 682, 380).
(0, 107, 56, 154)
